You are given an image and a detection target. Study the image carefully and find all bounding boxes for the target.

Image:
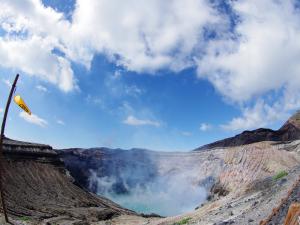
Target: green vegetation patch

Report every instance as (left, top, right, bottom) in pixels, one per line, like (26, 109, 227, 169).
(19, 216, 31, 221)
(173, 217, 192, 225)
(273, 170, 288, 181)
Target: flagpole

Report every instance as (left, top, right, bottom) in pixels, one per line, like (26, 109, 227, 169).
(0, 74, 19, 223)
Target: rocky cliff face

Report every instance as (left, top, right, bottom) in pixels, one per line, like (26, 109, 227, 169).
(211, 141, 300, 197)
(56, 111, 300, 224)
(58, 141, 300, 224)
(57, 148, 224, 216)
(58, 148, 221, 194)
(195, 111, 300, 150)
(1, 138, 134, 224)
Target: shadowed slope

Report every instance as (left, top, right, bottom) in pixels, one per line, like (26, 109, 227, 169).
(1, 138, 134, 224)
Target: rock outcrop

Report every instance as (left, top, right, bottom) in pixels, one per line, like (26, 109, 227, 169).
(195, 111, 300, 151)
(211, 141, 300, 197)
(55, 111, 300, 224)
(153, 141, 300, 225)
(57, 148, 225, 216)
(57, 148, 224, 197)
(1, 137, 134, 224)
(3, 110, 299, 224)
(58, 141, 300, 220)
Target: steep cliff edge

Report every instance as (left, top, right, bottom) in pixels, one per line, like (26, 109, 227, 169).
(195, 111, 300, 150)
(57, 148, 224, 216)
(151, 141, 300, 225)
(56, 111, 300, 224)
(57, 148, 223, 198)
(1, 137, 134, 224)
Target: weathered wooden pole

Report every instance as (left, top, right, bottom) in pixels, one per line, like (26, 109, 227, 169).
(0, 74, 19, 223)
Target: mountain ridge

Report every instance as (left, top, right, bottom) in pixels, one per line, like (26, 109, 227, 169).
(195, 110, 300, 151)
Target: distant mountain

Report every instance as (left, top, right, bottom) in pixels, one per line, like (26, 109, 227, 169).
(195, 110, 300, 151)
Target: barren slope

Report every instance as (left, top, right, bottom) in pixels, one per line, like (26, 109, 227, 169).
(150, 141, 300, 225)
(59, 140, 300, 225)
(0, 138, 135, 224)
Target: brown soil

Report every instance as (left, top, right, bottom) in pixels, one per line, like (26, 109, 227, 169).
(0, 138, 135, 225)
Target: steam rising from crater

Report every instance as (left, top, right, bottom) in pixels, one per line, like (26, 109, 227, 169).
(88, 150, 211, 216)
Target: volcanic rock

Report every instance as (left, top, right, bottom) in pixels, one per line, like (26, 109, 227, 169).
(195, 110, 300, 150)
(1, 137, 134, 224)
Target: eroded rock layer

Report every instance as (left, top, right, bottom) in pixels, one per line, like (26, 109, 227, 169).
(1, 138, 134, 224)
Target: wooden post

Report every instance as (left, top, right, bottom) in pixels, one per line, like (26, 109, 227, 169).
(0, 74, 19, 223)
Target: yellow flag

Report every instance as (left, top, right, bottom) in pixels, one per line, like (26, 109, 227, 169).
(14, 95, 31, 115)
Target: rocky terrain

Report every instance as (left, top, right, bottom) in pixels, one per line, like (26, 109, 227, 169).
(57, 148, 223, 216)
(57, 111, 300, 225)
(2, 111, 300, 224)
(58, 140, 300, 224)
(152, 140, 300, 225)
(57, 148, 223, 197)
(0, 137, 135, 224)
(262, 174, 300, 225)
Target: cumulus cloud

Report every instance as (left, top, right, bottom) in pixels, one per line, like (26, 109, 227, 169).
(0, 36, 77, 92)
(56, 119, 65, 125)
(0, 0, 221, 91)
(181, 131, 192, 136)
(222, 88, 300, 131)
(19, 111, 48, 127)
(123, 115, 160, 127)
(199, 123, 212, 131)
(105, 71, 145, 98)
(2, 79, 11, 87)
(1, 0, 300, 129)
(198, 0, 300, 102)
(69, 0, 221, 72)
(36, 84, 48, 92)
(198, 0, 300, 130)
(221, 100, 285, 131)
(0, 0, 76, 92)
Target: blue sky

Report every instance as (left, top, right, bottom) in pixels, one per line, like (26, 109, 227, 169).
(0, 0, 299, 151)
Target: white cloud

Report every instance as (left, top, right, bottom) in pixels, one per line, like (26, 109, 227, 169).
(123, 115, 160, 127)
(86, 94, 103, 106)
(36, 84, 48, 92)
(198, 0, 300, 102)
(0, 0, 76, 92)
(0, 0, 221, 91)
(199, 123, 212, 131)
(0, 36, 77, 92)
(105, 71, 145, 98)
(92, 98, 102, 105)
(19, 111, 48, 127)
(181, 131, 192, 136)
(0, 108, 3, 113)
(195, 0, 300, 129)
(124, 85, 144, 97)
(56, 119, 65, 125)
(2, 79, 11, 87)
(222, 89, 300, 131)
(2, 0, 299, 97)
(1, 0, 300, 130)
(69, 0, 221, 72)
(222, 101, 273, 131)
